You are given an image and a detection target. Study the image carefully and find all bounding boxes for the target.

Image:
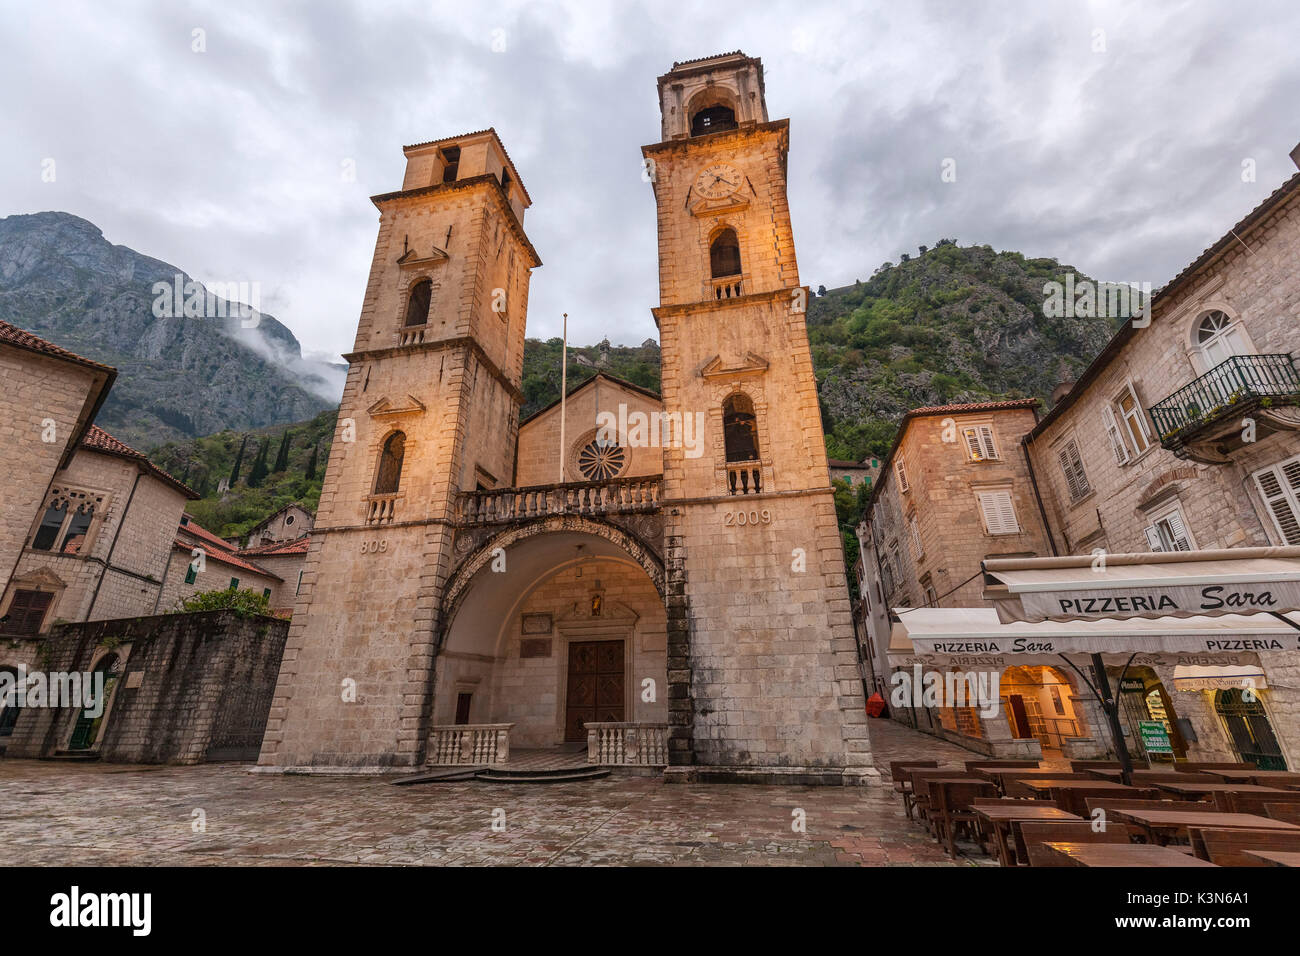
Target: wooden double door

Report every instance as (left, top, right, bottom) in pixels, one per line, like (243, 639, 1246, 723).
(564, 640, 625, 741)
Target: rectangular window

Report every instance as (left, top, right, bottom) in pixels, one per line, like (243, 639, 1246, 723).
(229, 577, 239, 590)
(895, 457, 909, 494)
(296, 570, 304, 595)
(962, 425, 999, 461)
(1101, 405, 1130, 465)
(1144, 508, 1192, 552)
(30, 503, 67, 552)
(0, 589, 54, 637)
(1057, 439, 1091, 503)
(978, 490, 1020, 535)
(1113, 384, 1150, 459)
(1253, 455, 1300, 545)
(184, 565, 198, 585)
(909, 514, 923, 559)
(262, 588, 272, 599)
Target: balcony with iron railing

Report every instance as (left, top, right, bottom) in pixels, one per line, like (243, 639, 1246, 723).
(457, 475, 662, 525)
(1148, 353, 1300, 454)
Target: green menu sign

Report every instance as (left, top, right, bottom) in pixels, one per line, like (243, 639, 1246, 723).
(1139, 720, 1173, 754)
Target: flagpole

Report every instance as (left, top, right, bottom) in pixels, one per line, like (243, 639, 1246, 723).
(559, 312, 568, 485)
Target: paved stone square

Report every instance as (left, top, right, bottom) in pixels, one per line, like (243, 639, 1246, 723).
(0, 720, 995, 866)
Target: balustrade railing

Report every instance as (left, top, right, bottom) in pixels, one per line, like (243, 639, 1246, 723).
(458, 475, 662, 525)
(1149, 353, 1300, 445)
(726, 460, 763, 495)
(364, 493, 399, 525)
(585, 722, 669, 766)
(708, 274, 746, 300)
(427, 723, 513, 765)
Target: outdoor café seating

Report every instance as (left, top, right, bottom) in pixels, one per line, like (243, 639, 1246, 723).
(1019, 820, 1132, 866)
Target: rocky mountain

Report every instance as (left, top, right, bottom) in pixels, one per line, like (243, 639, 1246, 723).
(0, 212, 343, 448)
(809, 240, 1120, 460)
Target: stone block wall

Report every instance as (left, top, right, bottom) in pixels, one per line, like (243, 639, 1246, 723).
(4, 609, 288, 763)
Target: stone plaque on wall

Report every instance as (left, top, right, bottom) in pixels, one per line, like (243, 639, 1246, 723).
(521, 612, 552, 635)
(520, 638, 552, 659)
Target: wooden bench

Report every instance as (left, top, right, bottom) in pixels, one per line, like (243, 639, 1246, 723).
(1264, 802, 1300, 825)
(1215, 789, 1300, 814)
(929, 779, 998, 857)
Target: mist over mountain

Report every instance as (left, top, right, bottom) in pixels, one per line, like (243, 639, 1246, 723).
(0, 211, 344, 448)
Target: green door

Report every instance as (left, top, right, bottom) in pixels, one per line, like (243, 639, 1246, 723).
(67, 655, 120, 751)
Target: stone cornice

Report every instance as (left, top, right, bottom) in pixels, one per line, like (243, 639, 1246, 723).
(641, 119, 789, 159)
(651, 285, 809, 323)
(343, 335, 524, 405)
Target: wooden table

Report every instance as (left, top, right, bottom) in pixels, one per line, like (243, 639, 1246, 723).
(1113, 809, 1300, 846)
(973, 805, 1080, 866)
(1153, 781, 1287, 800)
(1022, 779, 1134, 794)
(1044, 842, 1218, 867)
(1082, 769, 1124, 781)
(1244, 850, 1300, 867)
(1205, 770, 1300, 788)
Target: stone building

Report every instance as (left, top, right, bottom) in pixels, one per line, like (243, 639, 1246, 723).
(155, 514, 284, 616)
(859, 156, 1300, 769)
(1018, 160, 1300, 769)
(853, 400, 1096, 757)
(242, 502, 313, 550)
(0, 321, 114, 603)
(259, 52, 871, 783)
(1, 425, 197, 662)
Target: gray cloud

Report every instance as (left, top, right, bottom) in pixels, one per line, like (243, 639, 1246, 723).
(2, 0, 1297, 360)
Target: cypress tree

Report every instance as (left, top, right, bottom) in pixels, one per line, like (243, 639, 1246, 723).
(248, 438, 270, 488)
(273, 430, 292, 472)
(228, 435, 249, 486)
(305, 442, 319, 481)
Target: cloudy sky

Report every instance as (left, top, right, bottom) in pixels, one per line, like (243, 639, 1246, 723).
(3, 0, 1298, 362)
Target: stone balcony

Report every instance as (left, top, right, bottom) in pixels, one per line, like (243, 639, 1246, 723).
(456, 475, 662, 526)
(1149, 353, 1300, 463)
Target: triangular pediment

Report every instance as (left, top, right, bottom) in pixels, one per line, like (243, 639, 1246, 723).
(12, 567, 67, 590)
(700, 352, 769, 379)
(690, 195, 750, 218)
(366, 394, 427, 419)
(396, 245, 449, 267)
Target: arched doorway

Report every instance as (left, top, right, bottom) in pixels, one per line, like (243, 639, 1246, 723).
(437, 520, 666, 753)
(1116, 667, 1187, 762)
(1215, 688, 1287, 770)
(68, 653, 122, 751)
(1000, 665, 1089, 753)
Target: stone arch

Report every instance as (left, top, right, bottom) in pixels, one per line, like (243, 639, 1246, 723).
(440, 514, 665, 638)
(686, 87, 739, 135)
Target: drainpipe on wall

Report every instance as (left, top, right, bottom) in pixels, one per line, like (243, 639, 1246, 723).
(86, 469, 144, 620)
(1020, 434, 1060, 557)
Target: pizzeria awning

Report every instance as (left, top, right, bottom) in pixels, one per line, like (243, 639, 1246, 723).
(886, 606, 1300, 665)
(981, 546, 1300, 624)
(1171, 664, 1268, 692)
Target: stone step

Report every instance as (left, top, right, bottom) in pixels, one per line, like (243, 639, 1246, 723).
(475, 767, 610, 784)
(391, 768, 482, 785)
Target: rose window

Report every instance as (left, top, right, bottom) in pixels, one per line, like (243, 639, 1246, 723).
(577, 439, 626, 481)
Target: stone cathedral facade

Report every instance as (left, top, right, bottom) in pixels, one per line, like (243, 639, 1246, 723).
(258, 52, 873, 784)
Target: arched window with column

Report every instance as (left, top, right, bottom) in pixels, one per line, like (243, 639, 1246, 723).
(710, 228, 742, 278)
(404, 279, 432, 327)
(374, 431, 406, 494)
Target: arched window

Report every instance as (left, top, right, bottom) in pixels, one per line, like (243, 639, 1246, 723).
(1194, 310, 1250, 369)
(374, 432, 405, 494)
(723, 393, 759, 462)
(710, 229, 742, 278)
(405, 280, 432, 328)
(691, 105, 736, 136)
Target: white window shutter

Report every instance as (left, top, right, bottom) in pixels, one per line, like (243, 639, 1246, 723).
(1102, 405, 1129, 465)
(895, 457, 909, 493)
(963, 427, 984, 461)
(979, 493, 1000, 533)
(1254, 459, 1300, 545)
(979, 425, 999, 460)
(979, 491, 1018, 535)
(1166, 510, 1192, 550)
(995, 491, 1018, 533)
(1144, 525, 1164, 552)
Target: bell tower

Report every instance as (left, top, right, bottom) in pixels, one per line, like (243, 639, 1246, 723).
(259, 129, 540, 771)
(643, 53, 873, 783)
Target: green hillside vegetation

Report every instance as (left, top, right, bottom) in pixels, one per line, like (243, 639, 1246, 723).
(149, 409, 337, 540)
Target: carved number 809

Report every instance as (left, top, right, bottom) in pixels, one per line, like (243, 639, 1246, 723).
(360, 540, 388, 554)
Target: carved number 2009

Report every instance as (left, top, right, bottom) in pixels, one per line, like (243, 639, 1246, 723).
(724, 509, 772, 527)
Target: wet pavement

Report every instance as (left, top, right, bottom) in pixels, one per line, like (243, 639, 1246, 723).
(0, 719, 997, 866)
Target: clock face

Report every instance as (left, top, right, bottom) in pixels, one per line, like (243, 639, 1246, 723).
(693, 163, 742, 200)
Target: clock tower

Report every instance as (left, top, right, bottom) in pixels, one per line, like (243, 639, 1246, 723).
(643, 53, 873, 783)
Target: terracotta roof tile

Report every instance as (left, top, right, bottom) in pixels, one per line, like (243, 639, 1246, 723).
(82, 425, 198, 498)
(178, 516, 238, 553)
(239, 535, 311, 557)
(0, 319, 114, 372)
(172, 538, 281, 580)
